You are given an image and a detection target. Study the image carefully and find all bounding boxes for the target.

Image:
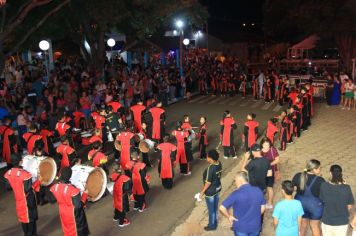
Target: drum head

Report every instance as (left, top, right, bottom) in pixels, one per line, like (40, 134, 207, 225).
(139, 141, 150, 153)
(38, 158, 57, 186)
(86, 168, 107, 202)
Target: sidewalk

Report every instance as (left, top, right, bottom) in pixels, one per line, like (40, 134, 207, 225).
(170, 104, 356, 236)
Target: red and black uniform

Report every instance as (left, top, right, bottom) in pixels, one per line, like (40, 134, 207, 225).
(252, 79, 258, 99)
(116, 131, 135, 172)
(157, 142, 177, 189)
(266, 120, 278, 144)
(56, 144, 76, 170)
(137, 129, 151, 167)
(220, 117, 237, 158)
(72, 111, 85, 129)
(112, 173, 131, 224)
(181, 122, 193, 163)
(91, 113, 106, 130)
(279, 81, 288, 105)
(4, 168, 38, 236)
(130, 104, 146, 132)
(210, 74, 217, 95)
(55, 121, 71, 137)
(287, 112, 296, 143)
(88, 135, 103, 144)
(279, 117, 289, 151)
(240, 78, 247, 97)
(107, 101, 122, 113)
(40, 129, 55, 156)
(131, 161, 149, 211)
(172, 130, 190, 174)
(88, 149, 107, 168)
(198, 77, 206, 94)
(264, 79, 272, 102)
(288, 91, 298, 107)
(197, 123, 208, 159)
(23, 132, 43, 155)
(219, 75, 228, 94)
(301, 93, 311, 130)
(149, 107, 165, 142)
(293, 105, 302, 137)
(0, 125, 18, 167)
(50, 182, 89, 236)
(244, 120, 259, 151)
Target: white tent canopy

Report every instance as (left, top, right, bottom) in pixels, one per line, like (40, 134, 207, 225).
(288, 35, 320, 59)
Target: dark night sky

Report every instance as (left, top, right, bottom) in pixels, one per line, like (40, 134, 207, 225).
(200, 0, 265, 41)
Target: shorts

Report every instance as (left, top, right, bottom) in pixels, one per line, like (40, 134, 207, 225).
(321, 223, 348, 236)
(295, 194, 323, 220)
(266, 176, 274, 187)
(345, 92, 353, 99)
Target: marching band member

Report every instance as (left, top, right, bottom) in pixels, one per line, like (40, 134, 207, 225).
(131, 153, 150, 212)
(56, 136, 76, 170)
(0, 117, 18, 168)
(266, 118, 279, 145)
(172, 122, 191, 175)
(138, 122, 151, 167)
(111, 163, 132, 227)
(149, 101, 165, 143)
(72, 110, 85, 129)
(50, 167, 89, 236)
(300, 87, 311, 131)
(88, 128, 103, 144)
(220, 111, 237, 159)
(157, 135, 177, 189)
(243, 113, 259, 151)
(197, 116, 208, 160)
(130, 100, 146, 133)
(279, 110, 289, 151)
(40, 123, 55, 156)
(4, 155, 39, 236)
(55, 113, 71, 137)
(181, 115, 193, 163)
(23, 123, 43, 155)
(88, 141, 108, 168)
(107, 99, 122, 114)
(115, 129, 135, 175)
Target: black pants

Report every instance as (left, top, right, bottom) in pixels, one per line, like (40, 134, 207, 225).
(22, 221, 37, 236)
(179, 162, 190, 174)
(134, 194, 146, 210)
(142, 153, 151, 167)
(223, 146, 235, 158)
(162, 178, 173, 189)
(114, 209, 126, 224)
(198, 142, 207, 159)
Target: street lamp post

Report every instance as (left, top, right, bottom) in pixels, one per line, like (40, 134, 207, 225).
(176, 20, 184, 75)
(107, 38, 116, 64)
(39, 40, 50, 82)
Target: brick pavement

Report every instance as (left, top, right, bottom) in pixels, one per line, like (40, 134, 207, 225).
(170, 104, 356, 236)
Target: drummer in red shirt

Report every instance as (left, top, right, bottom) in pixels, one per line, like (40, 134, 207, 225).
(88, 141, 108, 169)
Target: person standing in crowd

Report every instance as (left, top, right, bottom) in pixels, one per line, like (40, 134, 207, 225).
(115, 129, 135, 175)
(220, 110, 237, 159)
(111, 163, 132, 227)
(23, 123, 43, 155)
(4, 155, 39, 236)
(50, 167, 89, 236)
(172, 121, 190, 175)
(258, 71, 265, 98)
(241, 144, 270, 192)
(342, 79, 354, 110)
(266, 118, 278, 145)
(87, 141, 108, 168)
(260, 137, 280, 209)
(157, 135, 177, 189)
(0, 117, 18, 168)
(130, 100, 146, 132)
(319, 165, 354, 236)
(199, 150, 222, 231)
(243, 113, 259, 151)
(149, 101, 165, 143)
(219, 171, 266, 236)
(292, 159, 324, 236)
(131, 153, 150, 212)
(56, 136, 76, 170)
(273, 180, 304, 236)
(197, 116, 208, 160)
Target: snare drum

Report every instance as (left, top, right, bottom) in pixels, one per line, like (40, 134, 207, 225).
(22, 155, 57, 186)
(70, 165, 107, 202)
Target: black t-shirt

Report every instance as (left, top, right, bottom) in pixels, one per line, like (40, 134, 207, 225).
(105, 113, 121, 131)
(319, 182, 354, 225)
(203, 162, 222, 196)
(246, 157, 270, 191)
(292, 173, 325, 197)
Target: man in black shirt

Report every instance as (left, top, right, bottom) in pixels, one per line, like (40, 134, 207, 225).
(199, 150, 222, 231)
(242, 144, 270, 192)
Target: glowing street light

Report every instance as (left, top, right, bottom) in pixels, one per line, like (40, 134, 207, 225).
(39, 40, 50, 51)
(183, 38, 190, 46)
(107, 38, 116, 47)
(176, 19, 184, 29)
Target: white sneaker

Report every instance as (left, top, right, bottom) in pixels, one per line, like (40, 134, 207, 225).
(223, 156, 229, 159)
(183, 171, 192, 176)
(232, 156, 238, 160)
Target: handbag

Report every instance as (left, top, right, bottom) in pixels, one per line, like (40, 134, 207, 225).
(271, 147, 281, 181)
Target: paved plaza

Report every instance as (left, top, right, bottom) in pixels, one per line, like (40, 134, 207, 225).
(171, 103, 356, 236)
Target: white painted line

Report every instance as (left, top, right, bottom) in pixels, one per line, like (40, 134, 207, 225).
(207, 97, 225, 104)
(218, 97, 236, 105)
(252, 99, 264, 108)
(198, 96, 218, 104)
(188, 96, 207, 103)
(262, 101, 275, 110)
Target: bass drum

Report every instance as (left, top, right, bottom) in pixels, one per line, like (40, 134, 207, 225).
(70, 165, 107, 202)
(22, 155, 57, 186)
(139, 139, 155, 153)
